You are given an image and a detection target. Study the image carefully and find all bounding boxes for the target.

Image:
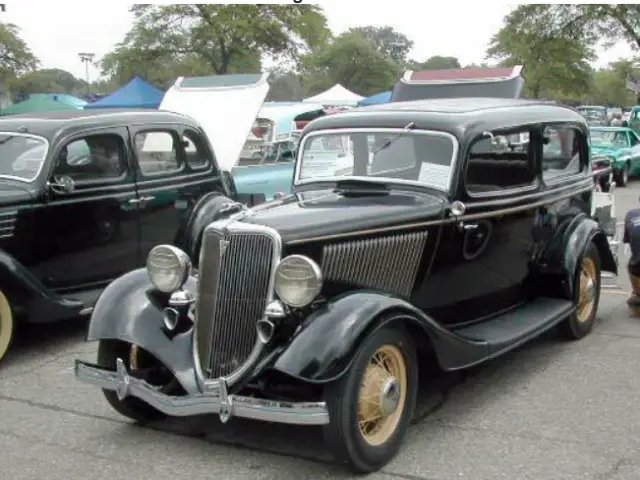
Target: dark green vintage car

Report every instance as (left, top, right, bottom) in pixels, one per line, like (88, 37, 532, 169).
(589, 126, 640, 187)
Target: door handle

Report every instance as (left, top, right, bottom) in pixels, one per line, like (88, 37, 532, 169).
(128, 198, 141, 205)
(463, 223, 478, 231)
(140, 196, 155, 202)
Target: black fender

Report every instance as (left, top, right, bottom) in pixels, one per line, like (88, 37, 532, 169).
(270, 291, 489, 384)
(173, 192, 240, 264)
(86, 268, 201, 395)
(0, 249, 82, 323)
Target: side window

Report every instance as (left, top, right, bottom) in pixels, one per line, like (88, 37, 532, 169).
(542, 125, 583, 182)
(134, 130, 181, 175)
(53, 133, 126, 182)
(630, 133, 639, 147)
(182, 129, 212, 170)
(465, 129, 534, 195)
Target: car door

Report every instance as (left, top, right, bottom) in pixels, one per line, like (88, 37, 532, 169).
(627, 130, 640, 175)
(30, 127, 139, 292)
(422, 127, 539, 326)
(130, 124, 219, 261)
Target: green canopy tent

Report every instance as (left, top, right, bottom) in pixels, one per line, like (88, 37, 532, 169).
(0, 96, 79, 116)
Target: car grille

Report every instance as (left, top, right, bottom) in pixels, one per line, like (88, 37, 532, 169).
(0, 210, 18, 239)
(321, 231, 429, 298)
(195, 224, 276, 379)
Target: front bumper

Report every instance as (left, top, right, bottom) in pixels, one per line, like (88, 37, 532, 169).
(75, 359, 330, 425)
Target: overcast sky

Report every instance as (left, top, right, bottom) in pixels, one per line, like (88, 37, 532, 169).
(4, 2, 636, 82)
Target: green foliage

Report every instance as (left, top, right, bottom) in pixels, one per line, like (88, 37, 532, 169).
(9, 69, 87, 97)
(100, 4, 330, 87)
(0, 23, 38, 82)
(486, 5, 596, 99)
(301, 31, 401, 97)
(347, 26, 414, 65)
(411, 56, 461, 70)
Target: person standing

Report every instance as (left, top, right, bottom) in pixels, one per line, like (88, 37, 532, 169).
(623, 207, 640, 312)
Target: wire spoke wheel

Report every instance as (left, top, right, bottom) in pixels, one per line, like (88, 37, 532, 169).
(577, 257, 597, 323)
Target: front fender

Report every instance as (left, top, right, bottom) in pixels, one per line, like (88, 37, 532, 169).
(173, 192, 239, 263)
(271, 291, 488, 383)
(564, 216, 617, 295)
(87, 268, 200, 394)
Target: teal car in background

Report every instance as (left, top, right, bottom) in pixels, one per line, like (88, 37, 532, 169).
(589, 126, 640, 187)
(233, 102, 328, 201)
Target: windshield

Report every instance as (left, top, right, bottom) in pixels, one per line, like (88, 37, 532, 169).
(2, 133, 49, 181)
(297, 130, 457, 190)
(589, 130, 628, 148)
(578, 108, 606, 120)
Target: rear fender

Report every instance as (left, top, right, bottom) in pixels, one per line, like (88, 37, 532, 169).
(173, 192, 240, 264)
(271, 291, 488, 383)
(0, 249, 82, 322)
(86, 268, 200, 394)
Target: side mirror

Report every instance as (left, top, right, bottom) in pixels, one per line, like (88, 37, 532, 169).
(47, 175, 75, 194)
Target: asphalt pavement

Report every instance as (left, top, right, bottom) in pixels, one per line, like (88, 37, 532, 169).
(2, 185, 640, 480)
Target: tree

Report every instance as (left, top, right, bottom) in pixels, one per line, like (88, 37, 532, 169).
(513, 5, 640, 51)
(10, 69, 87, 98)
(411, 56, 461, 70)
(347, 26, 413, 65)
(0, 23, 38, 82)
(486, 5, 595, 99)
(589, 60, 640, 106)
(301, 31, 401, 97)
(266, 68, 305, 101)
(100, 4, 330, 86)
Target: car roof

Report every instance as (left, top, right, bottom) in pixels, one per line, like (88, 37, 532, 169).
(0, 108, 198, 141)
(303, 97, 586, 138)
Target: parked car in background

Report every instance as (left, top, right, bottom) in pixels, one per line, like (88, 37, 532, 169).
(0, 109, 239, 363)
(75, 65, 616, 473)
(234, 102, 328, 201)
(628, 105, 640, 135)
(577, 105, 608, 126)
(589, 126, 640, 187)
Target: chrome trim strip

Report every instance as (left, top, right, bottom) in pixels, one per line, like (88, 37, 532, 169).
(75, 359, 329, 425)
(287, 182, 594, 245)
(293, 128, 460, 193)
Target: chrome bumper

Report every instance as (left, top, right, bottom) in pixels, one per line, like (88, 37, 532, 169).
(75, 359, 330, 426)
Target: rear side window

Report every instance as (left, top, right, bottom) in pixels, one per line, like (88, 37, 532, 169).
(134, 130, 181, 175)
(182, 129, 212, 170)
(465, 129, 534, 195)
(542, 125, 583, 181)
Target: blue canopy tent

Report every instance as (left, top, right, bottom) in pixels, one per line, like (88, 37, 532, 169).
(84, 76, 164, 109)
(358, 91, 391, 107)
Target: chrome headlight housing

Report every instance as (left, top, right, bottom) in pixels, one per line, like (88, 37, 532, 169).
(274, 255, 323, 307)
(146, 245, 192, 293)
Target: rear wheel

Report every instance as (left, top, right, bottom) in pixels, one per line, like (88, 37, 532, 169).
(0, 289, 15, 365)
(560, 242, 601, 340)
(322, 325, 418, 473)
(97, 339, 169, 422)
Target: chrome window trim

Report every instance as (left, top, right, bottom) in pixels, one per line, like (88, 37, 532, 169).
(294, 127, 460, 193)
(0, 132, 50, 183)
(193, 213, 283, 392)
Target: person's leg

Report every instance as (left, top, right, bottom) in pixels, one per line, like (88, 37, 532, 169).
(627, 264, 640, 315)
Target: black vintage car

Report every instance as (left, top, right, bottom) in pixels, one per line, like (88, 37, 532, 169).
(75, 68, 617, 473)
(0, 109, 234, 363)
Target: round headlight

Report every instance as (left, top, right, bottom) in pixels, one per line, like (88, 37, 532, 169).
(146, 245, 192, 293)
(274, 255, 323, 307)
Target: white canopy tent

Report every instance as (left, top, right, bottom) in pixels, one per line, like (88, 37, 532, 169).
(303, 84, 364, 106)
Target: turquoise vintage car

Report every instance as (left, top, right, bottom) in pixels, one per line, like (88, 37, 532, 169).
(233, 102, 327, 201)
(589, 126, 640, 187)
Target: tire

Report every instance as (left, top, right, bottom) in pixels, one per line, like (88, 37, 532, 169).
(0, 289, 14, 365)
(560, 242, 601, 340)
(322, 325, 418, 473)
(97, 339, 166, 422)
(616, 165, 629, 187)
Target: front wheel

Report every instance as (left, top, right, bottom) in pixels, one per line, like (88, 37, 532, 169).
(616, 165, 629, 187)
(0, 289, 15, 365)
(322, 325, 418, 473)
(97, 340, 168, 422)
(560, 242, 601, 340)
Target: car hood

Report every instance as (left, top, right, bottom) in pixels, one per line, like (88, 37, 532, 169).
(159, 73, 271, 172)
(241, 189, 445, 244)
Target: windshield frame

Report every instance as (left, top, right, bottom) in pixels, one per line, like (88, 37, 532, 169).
(0, 131, 50, 183)
(293, 127, 460, 192)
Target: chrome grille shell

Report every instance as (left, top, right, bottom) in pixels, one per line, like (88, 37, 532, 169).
(194, 220, 281, 386)
(321, 231, 428, 298)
